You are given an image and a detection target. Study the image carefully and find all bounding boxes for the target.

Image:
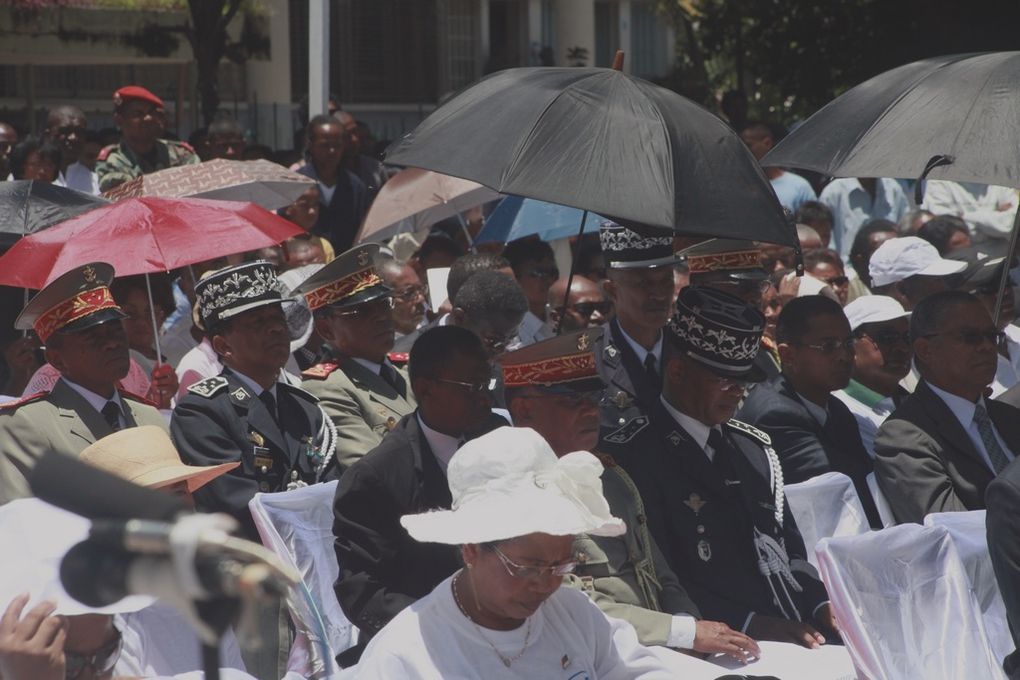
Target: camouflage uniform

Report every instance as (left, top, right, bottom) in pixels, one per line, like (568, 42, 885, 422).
(96, 139, 199, 192)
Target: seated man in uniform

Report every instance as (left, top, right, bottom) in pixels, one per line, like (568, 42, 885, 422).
(171, 261, 339, 540)
(602, 286, 837, 648)
(298, 244, 416, 469)
(500, 330, 759, 662)
(0, 262, 167, 504)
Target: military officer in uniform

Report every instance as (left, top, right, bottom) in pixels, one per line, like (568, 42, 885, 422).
(681, 238, 778, 379)
(596, 221, 678, 448)
(297, 244, 416, 468)
(0, 263, 167, 503)
(96, 85, 199, 192)
(171, 261, 339, 540)
(501, 329, 759, 661)
(602, 285, 838, 648)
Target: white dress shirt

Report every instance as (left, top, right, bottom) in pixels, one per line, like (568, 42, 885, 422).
(921, 180, 1019, 243)
(417, 413, 462, 473)
(54, 162, 100, 195)
(819, 177, 910, 260)
(991, 324, 1020, 398)
(926, 382, 1016, 473)
(61, 376, 127, 428)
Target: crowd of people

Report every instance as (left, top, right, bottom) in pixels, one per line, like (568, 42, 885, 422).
(0, 81, 1019, 680)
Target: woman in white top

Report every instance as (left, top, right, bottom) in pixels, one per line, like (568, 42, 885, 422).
(351, 427, 698, 679)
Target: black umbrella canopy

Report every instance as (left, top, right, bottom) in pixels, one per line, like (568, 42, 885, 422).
(0, 181, 109, 249)
(764, 52, 1020, 187)
(386, 67, 794, 246)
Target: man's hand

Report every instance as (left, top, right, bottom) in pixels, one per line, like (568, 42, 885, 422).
(997, 201, 1014, 212)
(746, 613, 825, 649)
(692, 620, 761, 663)
(0, 594, 67, 680)
(813, 603, 840, 637)
(146, 363, 179, 409)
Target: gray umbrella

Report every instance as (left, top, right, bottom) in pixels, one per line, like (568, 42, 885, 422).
(386, 66, 794, 246)
(764, 51, 1020, 322)
(764, 51, 1020, 187)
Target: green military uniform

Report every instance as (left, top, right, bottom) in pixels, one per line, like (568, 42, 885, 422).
(569, 452, 701, 647)
(0, 382, 167, 504)
(96, 139, 199, 192)
(302, 355, 416, 468)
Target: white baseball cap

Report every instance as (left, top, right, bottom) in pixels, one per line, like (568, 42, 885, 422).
(869, 236, 967, 287)
(844, 295, 911, 331)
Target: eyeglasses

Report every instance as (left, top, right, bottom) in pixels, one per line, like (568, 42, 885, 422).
(65, 627, 122, 680)
(923, 330, 1005, 346)
(436, 377, 496, 393)
(493, 546, 578, 579)
(796, 338, 856, 354)
(480, 331, 518, 353)
(329, 296, 395, 317)
(569, 301, 612, 318)
(525, 267, 560, 281)
(858, 331, 911, 347)
(823, 275, 849, 287)
(392, 285, 428, 302)
(709, 375, 750, 391)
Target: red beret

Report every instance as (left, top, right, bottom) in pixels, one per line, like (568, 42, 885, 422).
(113, 85, 164, 109)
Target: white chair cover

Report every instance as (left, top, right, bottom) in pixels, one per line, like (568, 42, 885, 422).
(866, 471, 897, 528)
(785, 471, 871, 567)
(816, 524, 1005, 680)
(925, 510, 1014, 664)
(249, 481, 357, 677)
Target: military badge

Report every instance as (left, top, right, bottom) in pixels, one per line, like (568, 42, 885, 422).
(611, 390, 632, 410)
(576, 332, 590, 351)
(248, 431, 265, 447)
(697, 539, 712, 562)
(187, 376, 228, 398)
(604, 415, 648, 444)
(231, 388, 250, 403)
(684, 493, 707, 514)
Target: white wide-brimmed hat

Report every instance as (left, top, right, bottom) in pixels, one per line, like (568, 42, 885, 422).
(0, 498, 154, 616)
(400, 427, 625, 545)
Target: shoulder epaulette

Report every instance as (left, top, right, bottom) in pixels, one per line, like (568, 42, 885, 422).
(167, 139, 196, 154)
(0, 392, 49, 411)
(97, 144, 118, 161)
(387, 352, 409, 365)
(302, 362, 340, 380)
(187, 376, 229, 398)
(119, 389, 158, 408)
(726, 418, 772, 446)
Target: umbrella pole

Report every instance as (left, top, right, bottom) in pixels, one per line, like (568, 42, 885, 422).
(993, 206, 1020, 327)
(454, 211, 476, 253)
(145, 273, 164, 364)
(557, 210, 590, 336)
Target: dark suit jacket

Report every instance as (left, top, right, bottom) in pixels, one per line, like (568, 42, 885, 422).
(332, 410, 506, 662)
(296, 162, 368, 252)
(874, 380, 1020, 524)
(987, 456, 1020, 679)
(171, 369, 339, 539)
(602, 401, 829, 630)
(596, 319, 663, 447)
(737, 376, 881, 528)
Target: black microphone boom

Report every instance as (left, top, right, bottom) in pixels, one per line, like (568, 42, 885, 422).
(29, 450, 187, 521)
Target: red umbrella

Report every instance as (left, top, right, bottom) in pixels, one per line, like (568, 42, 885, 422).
(0, 196, 304, 362)
(0, 196, 304, 289)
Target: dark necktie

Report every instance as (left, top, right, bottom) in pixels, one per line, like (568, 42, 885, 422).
(707, 428, 738, 477)
(974, 402, 1011, 474)
(101, 401, 123, 432)
(380, 363, 407, 398)
(643, 353, 659, 392)
(259, 390, 278, 423)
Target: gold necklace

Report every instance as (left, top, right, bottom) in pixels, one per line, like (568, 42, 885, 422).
(451, 571, 532, 668)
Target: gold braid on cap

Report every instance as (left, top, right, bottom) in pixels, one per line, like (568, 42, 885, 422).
(502, 352, 596, 388)
(688, 249, 762, 274)
(304, 269, 382, 311)
(35, 287, 119, 343)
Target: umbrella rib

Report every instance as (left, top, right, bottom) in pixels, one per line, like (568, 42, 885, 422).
(941, 61, 1003, 163)
(501, 73, 598, 188)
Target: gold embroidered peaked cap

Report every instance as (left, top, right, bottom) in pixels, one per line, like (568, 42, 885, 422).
(15, 262, 127, 343)
(293, 243, 392, 311)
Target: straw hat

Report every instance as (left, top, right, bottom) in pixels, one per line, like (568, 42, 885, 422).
(79, 426, 237, 493)
(400, 427, 624, 545)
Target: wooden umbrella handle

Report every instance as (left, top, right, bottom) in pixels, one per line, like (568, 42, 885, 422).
(611, 50, 625, 71)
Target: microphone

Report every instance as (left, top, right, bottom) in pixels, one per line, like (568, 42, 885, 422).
(29, 450, 187, 522)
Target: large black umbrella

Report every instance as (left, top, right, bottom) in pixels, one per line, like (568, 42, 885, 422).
(386, 66, 794, 246)
(0, 181, 109, 249)
(764, 51, 1020, 322)
(763, 52, 1020, 187)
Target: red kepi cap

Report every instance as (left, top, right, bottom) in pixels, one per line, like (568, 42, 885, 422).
(113, 85, 164, 109)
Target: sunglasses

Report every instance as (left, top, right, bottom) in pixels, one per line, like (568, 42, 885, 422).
(436, 377, 497, 393)
(796, 338, 856, 354)
(569, 301, 612, 318)
(525, 268, 560, 281)
(823, 275, 849, 287)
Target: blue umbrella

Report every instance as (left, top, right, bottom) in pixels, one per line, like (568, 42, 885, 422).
(474, 196, 607, 244)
